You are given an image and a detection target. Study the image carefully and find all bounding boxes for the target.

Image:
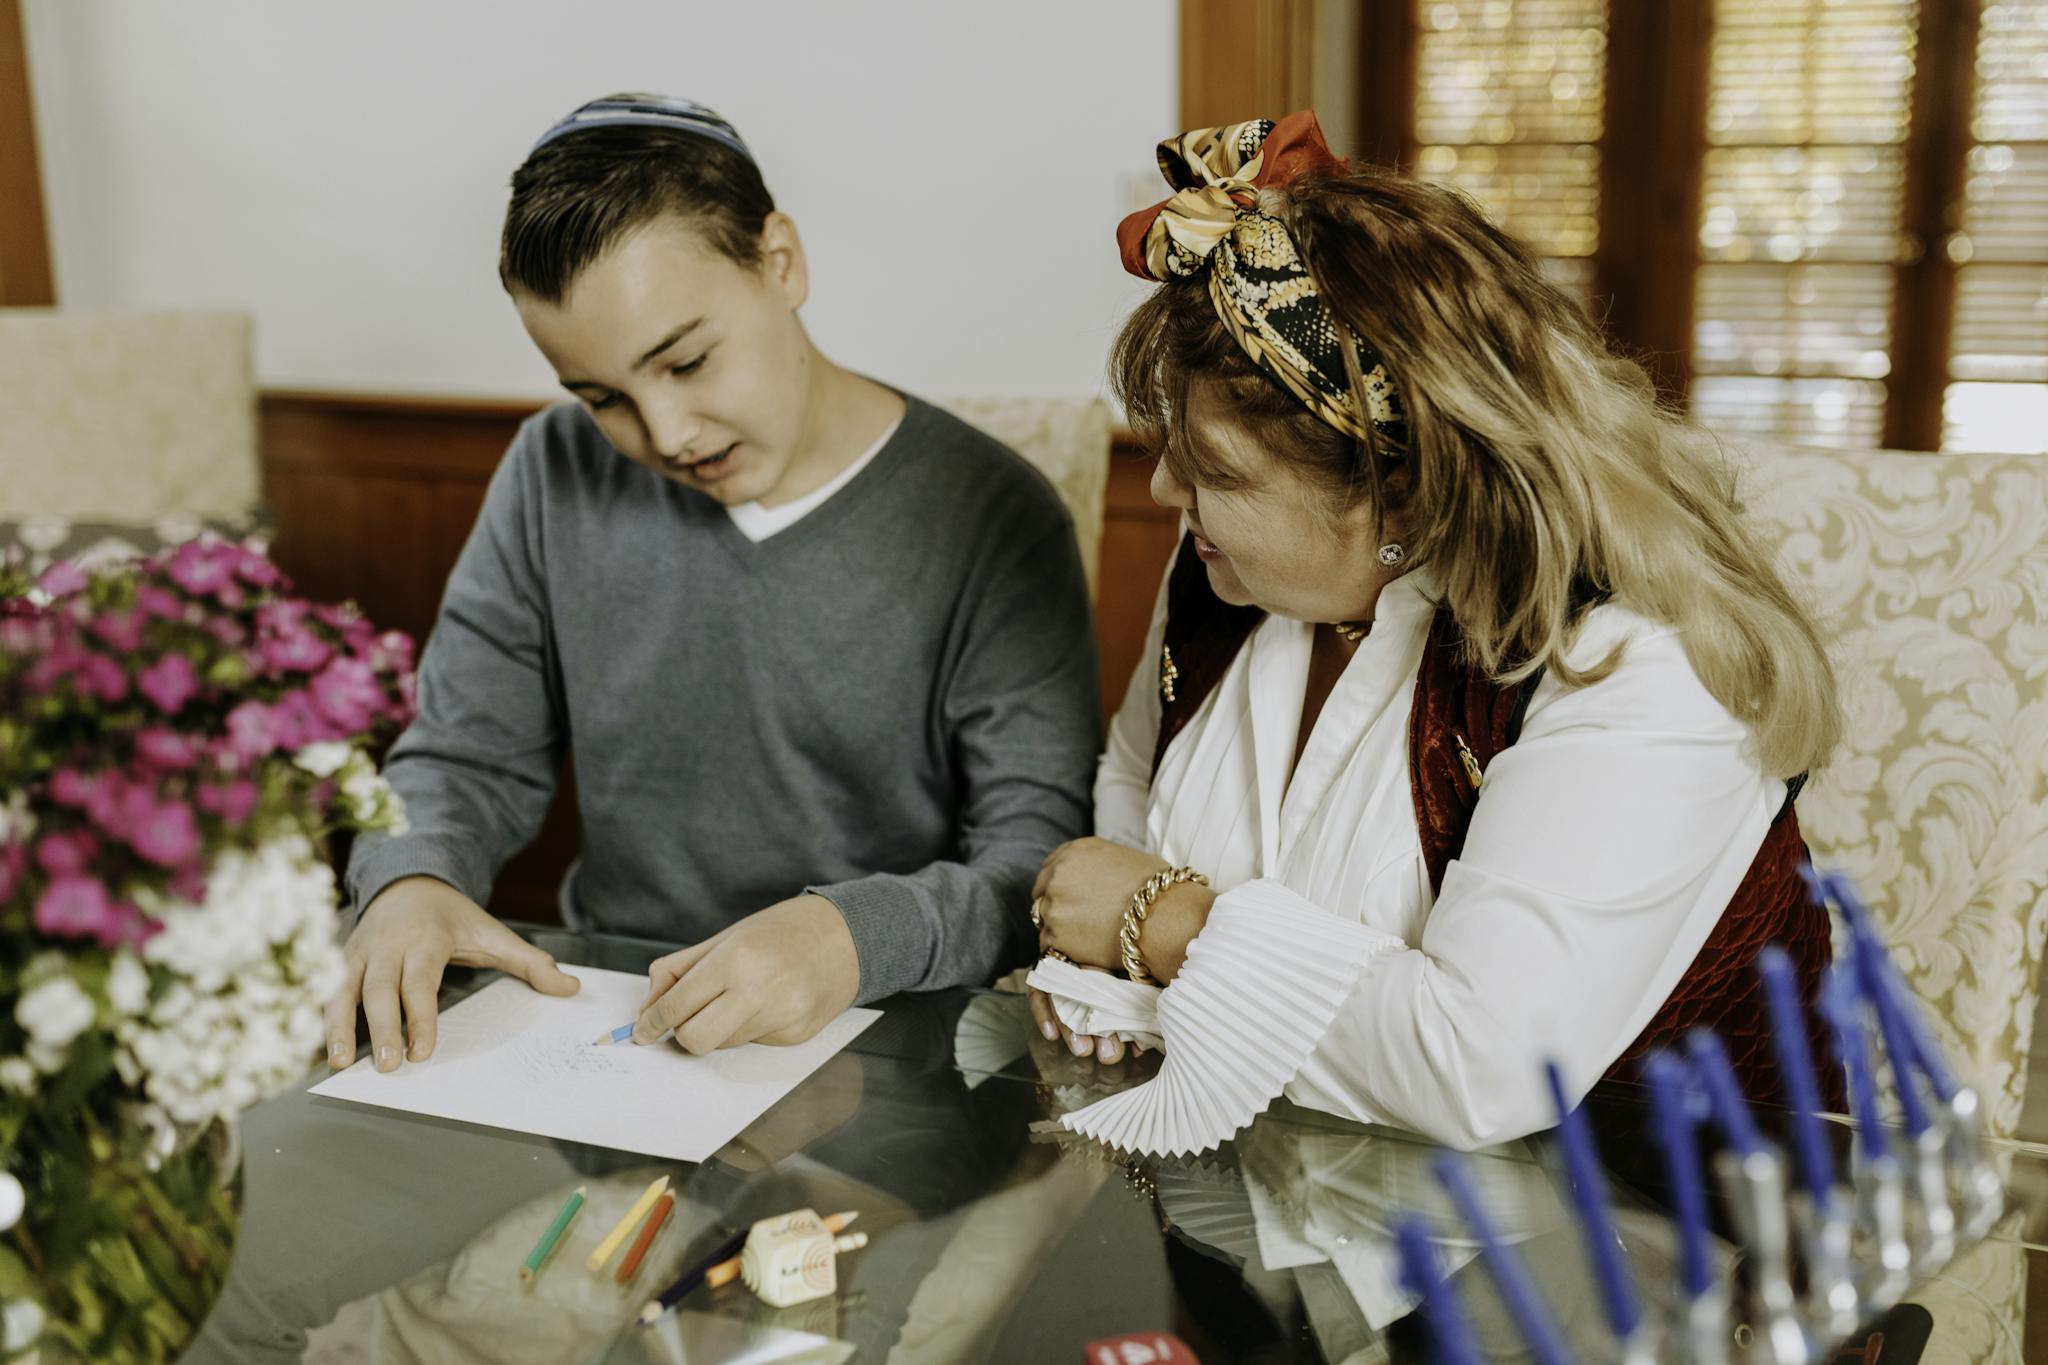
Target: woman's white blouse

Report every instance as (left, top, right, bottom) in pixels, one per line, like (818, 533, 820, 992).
(1030, 557, 1784, 1154)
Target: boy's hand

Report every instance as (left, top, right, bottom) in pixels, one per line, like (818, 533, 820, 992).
(634, 895, 859, 1052)
(325, 876, 580, 1072)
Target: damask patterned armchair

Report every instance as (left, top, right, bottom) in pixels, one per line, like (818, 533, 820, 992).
(1744, 441, 2048, 1364)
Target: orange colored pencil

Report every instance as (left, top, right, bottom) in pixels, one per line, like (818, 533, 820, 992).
(615, 1192, 676, 1284)
(704, 1210, 857, 1290)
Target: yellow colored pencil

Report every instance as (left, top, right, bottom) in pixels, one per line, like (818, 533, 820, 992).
(587, 1175, 671, 1273)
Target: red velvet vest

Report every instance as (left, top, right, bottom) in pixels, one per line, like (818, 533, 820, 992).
(1148, 536, 1842, 1111)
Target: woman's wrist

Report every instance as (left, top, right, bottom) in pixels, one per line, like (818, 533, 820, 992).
(1140, 881, 1217, 984)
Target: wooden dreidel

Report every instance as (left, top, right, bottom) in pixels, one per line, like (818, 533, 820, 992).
(738, 1208, 869, 1307)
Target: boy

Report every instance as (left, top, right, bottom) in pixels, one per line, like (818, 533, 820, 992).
(325, 95, 1099, 1071)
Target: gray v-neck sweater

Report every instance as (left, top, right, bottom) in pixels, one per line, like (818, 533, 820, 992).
(345, 396, 1100, 1002)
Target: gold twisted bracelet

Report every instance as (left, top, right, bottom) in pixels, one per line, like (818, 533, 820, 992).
(1119, 866, 1208, 986)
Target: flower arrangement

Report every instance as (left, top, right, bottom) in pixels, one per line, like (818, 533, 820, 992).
(0, 536, 416, 1362)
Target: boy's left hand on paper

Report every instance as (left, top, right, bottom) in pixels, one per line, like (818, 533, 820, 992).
(634, 894, 859, 1052)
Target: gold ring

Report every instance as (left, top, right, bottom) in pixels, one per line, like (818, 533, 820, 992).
(1030, 896, 1046, 928)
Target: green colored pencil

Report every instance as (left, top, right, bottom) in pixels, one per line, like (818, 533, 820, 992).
(518, 1185, 587, 1282)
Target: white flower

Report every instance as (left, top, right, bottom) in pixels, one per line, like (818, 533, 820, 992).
(16, 975, 94, 1050)
(0, 1171, 21, 1231)
(293, 741, 352, 778)
(1, 1298, 42, 1352)
(0, 1059, 34, 1094)
(118, 834, 347, 1127)
(106, 952, 150, 1016)
(0, 790, 32, 844)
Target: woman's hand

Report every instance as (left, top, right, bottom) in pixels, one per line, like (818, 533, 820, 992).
(1026, 975, 1142, 1065)
(1030, 836, 1172, 971)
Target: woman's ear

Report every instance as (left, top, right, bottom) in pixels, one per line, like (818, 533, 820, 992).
(757, 211, 809, 311)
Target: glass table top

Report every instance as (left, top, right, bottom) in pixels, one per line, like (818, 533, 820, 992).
(184, 925, 2048, 1364)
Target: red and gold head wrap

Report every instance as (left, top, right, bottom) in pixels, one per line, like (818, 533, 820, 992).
(1117, 111, 1407, 452)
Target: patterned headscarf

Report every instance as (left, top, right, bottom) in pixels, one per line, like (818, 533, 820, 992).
(530, 94, 754, 163)
(1117, 111, 1407, 452)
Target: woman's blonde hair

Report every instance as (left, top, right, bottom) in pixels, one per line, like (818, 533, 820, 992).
(1111, 167, 1840, 779)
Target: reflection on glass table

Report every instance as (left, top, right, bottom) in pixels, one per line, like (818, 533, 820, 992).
(187, 926, 2046, 1364)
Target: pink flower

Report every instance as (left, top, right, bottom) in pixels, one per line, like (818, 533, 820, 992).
(34, 831, 99, 877)
(235, 548, 284, 589)
(167, 866, 208, 903)
(196, 779, 259, 827)
(129, 800, 201, 869)
(78, 653, 128, 703)
(257, 627, 333, 675)
(48, 768, 99, 809)
(166, 540, 233, 596)
(135, 726, 198, 771)
(134, 584, 183, 620)
(225, 699, 281, 759)
(255, 600, 307, 634)
(310, 656, 381, 734)
(85, 776, 136, 837)
(37, 562, 89, 597)
(137, 653, 200, 714)
(90, 608, 147, 652)
(204, 617, 246, 647)
(0, 842, 24, 902)
(34, 874, 120, 942)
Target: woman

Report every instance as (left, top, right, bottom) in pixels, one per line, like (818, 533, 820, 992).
(1027, 112, 1841, 1153)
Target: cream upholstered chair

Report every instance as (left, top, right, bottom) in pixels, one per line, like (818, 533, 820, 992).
(1742, 442, 2048, 1365)
(0, 307, 261, 568)
(1742, 441, 2048, 1138)
(936, 397, 1113, 601)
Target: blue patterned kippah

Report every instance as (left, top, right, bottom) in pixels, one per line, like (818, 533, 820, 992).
(529, 94, 753, 162)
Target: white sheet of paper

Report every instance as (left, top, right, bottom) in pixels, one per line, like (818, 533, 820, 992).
(310, 965, 880, 1163)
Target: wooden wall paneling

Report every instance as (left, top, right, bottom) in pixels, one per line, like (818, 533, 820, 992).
(1595, 0, 1713, 406)
(1352, 0, 1419, 170)
(1179, 0, 1318, 129)
(1096, 439, 1180, 711)
(1882, 0, 1980, 451)
(0, 0, 53, 306)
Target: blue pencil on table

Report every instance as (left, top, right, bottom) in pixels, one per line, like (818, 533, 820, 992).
(1757, 945, 1838, 1208)
(1394, 1214, 1484, 1365)
(1544, 1060, 1641, 1342)
(1432, 1152, 1574, 1365)
(1644, 1050, 1716, 1302)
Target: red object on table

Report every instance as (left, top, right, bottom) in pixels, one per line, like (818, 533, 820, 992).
(1083, 1333, 1200, 1365)
(614, 1192, 676, 1284)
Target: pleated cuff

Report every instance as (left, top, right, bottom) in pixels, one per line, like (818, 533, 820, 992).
(1026, 957, 1165, 1049)
(1054, 880, 1402, 1156)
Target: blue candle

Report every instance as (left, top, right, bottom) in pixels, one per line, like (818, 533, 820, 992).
(1393, 1214, 1484, 1365)
(1645, 1050, 1715, 1299)
(1817, 868, 1959, 1103)
(1817, 961, 1890, 1164)
(1686, 1030, 1765, 1157)
(1432, 1152, 1575, 1365)
(1545, 1060, 1641, 1341)
(1757, 946, 1837, 1208)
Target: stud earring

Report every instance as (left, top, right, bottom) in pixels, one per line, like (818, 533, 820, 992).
(1377, 542, 1406, 567)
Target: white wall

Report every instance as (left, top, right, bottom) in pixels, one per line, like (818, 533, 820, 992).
(22, 0, 1177, 401)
